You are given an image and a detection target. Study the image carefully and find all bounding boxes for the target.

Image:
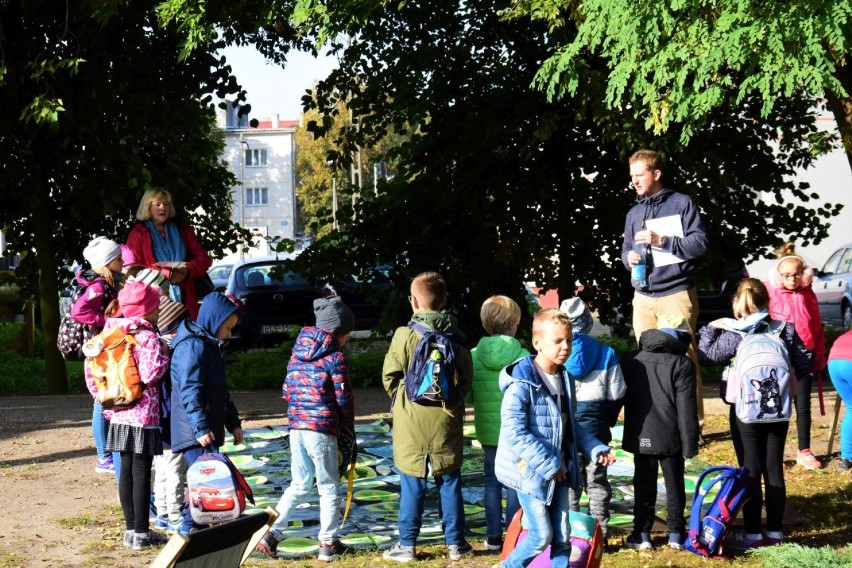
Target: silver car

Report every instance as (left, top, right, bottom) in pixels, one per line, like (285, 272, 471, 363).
(813, 243, 852, 328)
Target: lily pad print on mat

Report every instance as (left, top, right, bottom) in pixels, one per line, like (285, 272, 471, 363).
(352, 479, 387, 489)
(340, 533, 392, 549)
(219, 442, 246, 453)
(276, 537, 319, 557)
(354, 489, 399, 503)
(608, 513, 634, 528)
(244, 474, 268, 487)
(244, 428, 286, 440)
(364, 501, 401, 512)
(355, 419, 391, 433)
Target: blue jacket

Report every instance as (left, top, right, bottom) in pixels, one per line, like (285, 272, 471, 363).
(621, 188, 708, 296)
(567, 334, 626, 445)
(169, 293, 241, 453)
(284, 326, 354, 437)
(495, 356, 610, 504)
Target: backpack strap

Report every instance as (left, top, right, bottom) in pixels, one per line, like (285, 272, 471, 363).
(686, 466, 737, 556)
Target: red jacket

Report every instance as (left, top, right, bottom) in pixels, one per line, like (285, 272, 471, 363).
(126, 221, 212, 320)
(766, 281, 826, 372)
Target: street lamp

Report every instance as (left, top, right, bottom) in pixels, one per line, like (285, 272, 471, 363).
(239, 136, 250, 257)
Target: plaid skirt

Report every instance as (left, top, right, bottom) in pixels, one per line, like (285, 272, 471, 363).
(106, 423, 163, 457)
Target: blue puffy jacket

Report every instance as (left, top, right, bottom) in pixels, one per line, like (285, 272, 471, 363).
(567, 334, 626, 445)
(494, 355, 610, 504)
(169, 293, 241, 453)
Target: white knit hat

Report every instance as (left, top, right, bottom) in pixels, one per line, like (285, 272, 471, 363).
(83, 236, 121, 270)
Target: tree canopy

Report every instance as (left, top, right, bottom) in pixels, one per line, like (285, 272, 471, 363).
(0, 0, 245, 391)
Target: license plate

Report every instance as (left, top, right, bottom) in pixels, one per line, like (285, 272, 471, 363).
(261, 324, 300, 335)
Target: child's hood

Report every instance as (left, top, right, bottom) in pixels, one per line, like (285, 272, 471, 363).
(291, 326, 340, 362)
(74, 269, 107, 288)
(638, 328, 689, 355)
(499, 354, 543, 393)
(196, 293, 239, 338)
(475, 335, 526, 371)
(567, 334, 607, 377)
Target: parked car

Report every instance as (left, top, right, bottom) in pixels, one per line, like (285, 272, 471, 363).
(813, 243, 852, 329)
(224, 255, 389, 347)
(207, 263, 233, 293)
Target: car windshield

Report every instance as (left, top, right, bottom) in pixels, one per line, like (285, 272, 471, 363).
(208, 265, 231, 279)
(237, 263, 307, 289)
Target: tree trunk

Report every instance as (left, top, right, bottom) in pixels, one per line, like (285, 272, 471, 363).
(825, 63, 852, 175)
(32, 181, 67, 394)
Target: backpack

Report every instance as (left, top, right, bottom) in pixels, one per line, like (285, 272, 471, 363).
(83, 326, 144, 411)
(403, 322, 461, 415)
(684, 465, 751, 558)
(186, 451, 254, 525)
(57, 276, 115, 361)
(500, 507, 604, 568)
(726, 320, 795, 423)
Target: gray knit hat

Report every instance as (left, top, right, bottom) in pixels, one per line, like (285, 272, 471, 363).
(313, 296, 356, 337)
(559, 297, 593, 335)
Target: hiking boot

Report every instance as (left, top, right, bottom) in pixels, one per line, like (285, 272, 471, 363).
(796, 449, 823, 470)
(835, 457, 852, 473)
(485, 536, 503, 551)
(383, 542, 416, 563)
(448, 541, 473, 560)
(256, 531, 279, 559)
(132, 531, 169, 551)
(95, 457, 114, 474)
(668, 532, 684, 550)
(625, 532, 653, 551)
(318, 540, 354, 562)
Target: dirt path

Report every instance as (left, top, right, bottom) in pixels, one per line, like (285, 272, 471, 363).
(0, 384, 840, 567)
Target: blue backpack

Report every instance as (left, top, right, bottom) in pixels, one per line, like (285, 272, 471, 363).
(404, 322, 460, 416)
(685, 465, 751, 557)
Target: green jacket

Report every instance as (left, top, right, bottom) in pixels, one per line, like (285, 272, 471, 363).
(469, 335, 529, 447)
(382, 311, 473, 477)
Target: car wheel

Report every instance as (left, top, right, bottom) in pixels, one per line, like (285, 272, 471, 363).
(843, 302, 852, 330)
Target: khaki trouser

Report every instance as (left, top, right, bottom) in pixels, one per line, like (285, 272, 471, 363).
(632, 287, 704, 428)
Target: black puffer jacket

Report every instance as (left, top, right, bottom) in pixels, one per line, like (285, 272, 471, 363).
(621, 329, 699, 458)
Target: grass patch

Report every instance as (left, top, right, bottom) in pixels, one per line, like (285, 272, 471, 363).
(748, 543, 852, 567)
(57, 514, 101, 528)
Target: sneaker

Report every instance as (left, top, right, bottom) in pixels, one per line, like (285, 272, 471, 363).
(132, 531, 169, 551)
(668, 532, 684, 550)
(95, 457, 114, 474)
(154, 515, 168, 530)
(256, 531, 279, 559)
(625, 532, 653, 551)
(383, 542, 416, 563)
(796, 449, 823, 470)
(318, 540, 354, 562)
(485, 537, 503, 551)
(723, 531, 763, 551)
(167, 517, 193, 535)
(835, 457, 852, 473)
(123, 530, 134, 549)
(448, 541, 473, 560)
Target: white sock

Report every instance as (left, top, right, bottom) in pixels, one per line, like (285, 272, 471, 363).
(766, 531, 783, 540)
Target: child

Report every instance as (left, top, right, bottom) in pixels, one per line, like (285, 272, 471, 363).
(469, 295, 529, 550)
(151, 296, 189, 534)
(90, 281, 169, 550)
(620, 317, 699, 551)
(121, 244, 143, 281)
(561, 298, 625, 542)
(828, 330, 852, 472)
(765, 242, 827, 470)
(495, 309, 615, 568)
(256, 296, 357, 562)
(698, 278, 813, 548)
(72, 236, 123, 475)
(381, 272, 473, 563)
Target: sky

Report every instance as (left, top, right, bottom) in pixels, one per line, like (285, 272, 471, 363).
(219, 44, 338, 121)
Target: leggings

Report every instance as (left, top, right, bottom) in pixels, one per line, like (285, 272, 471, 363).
(736, 419, 788, 533)
(829, 359, 852, 460)
(118, 452, 155, 533)
(794, 373, 813, 451)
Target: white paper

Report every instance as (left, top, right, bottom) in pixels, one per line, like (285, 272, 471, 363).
(645, 214, 684, 267)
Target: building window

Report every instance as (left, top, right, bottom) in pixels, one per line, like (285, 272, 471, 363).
(245, 187, 269, 206)
(245, 148, 268, 167)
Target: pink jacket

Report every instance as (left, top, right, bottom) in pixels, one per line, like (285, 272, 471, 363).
(765, 276, 826, 372)
(86, 318, 169, 427)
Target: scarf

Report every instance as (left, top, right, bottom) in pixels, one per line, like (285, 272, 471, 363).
(716, 309, 770, 333)
(146, 220, 186, 305)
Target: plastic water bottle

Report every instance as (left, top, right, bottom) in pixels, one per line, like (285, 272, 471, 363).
(631, 243, 650, 289)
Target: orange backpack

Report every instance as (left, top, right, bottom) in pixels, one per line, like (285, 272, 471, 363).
(84, 327, 143, 410)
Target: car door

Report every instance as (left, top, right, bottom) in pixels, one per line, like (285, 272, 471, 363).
(814, 246, 851, 323)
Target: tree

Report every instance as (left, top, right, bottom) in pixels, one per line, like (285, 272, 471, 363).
(160, 0, 840, 341)
(504, 0, 852, 171)
(0, 0, 244, 392)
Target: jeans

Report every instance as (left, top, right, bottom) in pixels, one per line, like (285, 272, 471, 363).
(269, 429, 342, 543)
(502, 480, 571, 568)
(632, 454, 686, 534)
(737, 418, 788, 533)
(92, 400, 122, 481)
(483, 445, 520, 540)
(398, 468, 465, 547)
(829, 359, 852, 460)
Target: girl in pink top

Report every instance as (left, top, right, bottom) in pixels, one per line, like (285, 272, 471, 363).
(765, 242, 826, 470)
